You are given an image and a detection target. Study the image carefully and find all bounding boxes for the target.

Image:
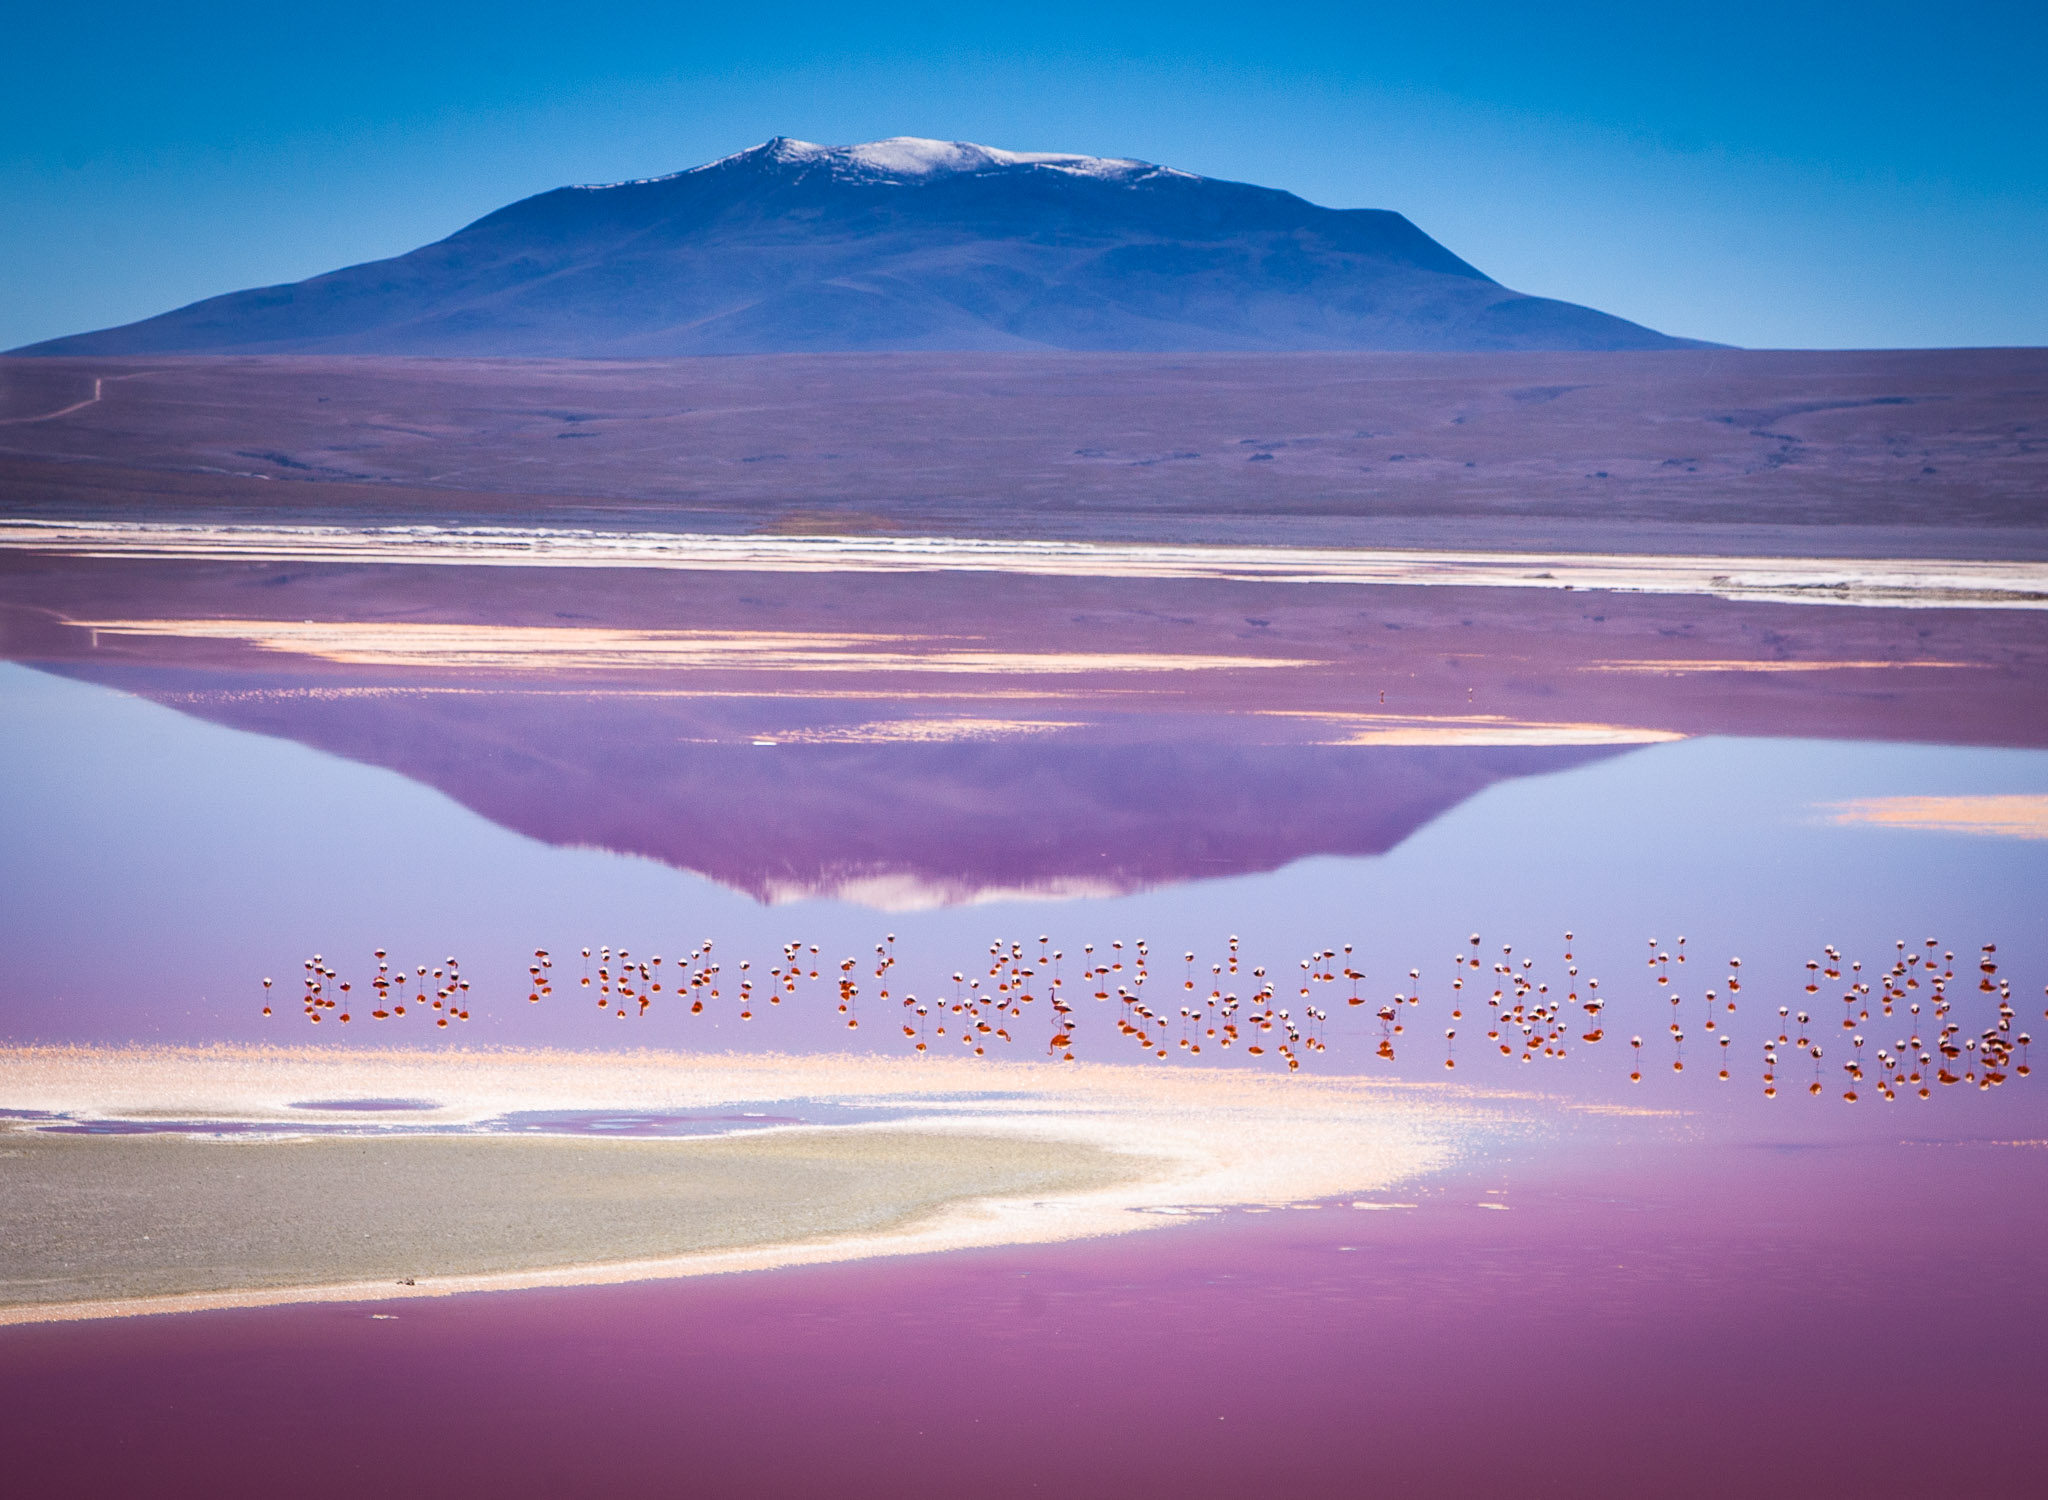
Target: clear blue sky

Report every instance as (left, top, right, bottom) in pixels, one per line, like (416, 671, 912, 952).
(4, 1, 2043, 351)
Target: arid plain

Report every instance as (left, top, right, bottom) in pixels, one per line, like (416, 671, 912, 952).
(4, 349, 2044, 553)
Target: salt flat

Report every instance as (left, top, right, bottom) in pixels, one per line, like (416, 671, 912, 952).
(6, 520, 2046, 607)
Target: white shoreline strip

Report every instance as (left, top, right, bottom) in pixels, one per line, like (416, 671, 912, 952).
(0, 1046, 1499, 1325)
(3, 520, 2044, 609)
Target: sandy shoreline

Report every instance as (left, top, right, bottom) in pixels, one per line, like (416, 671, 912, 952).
(0, 1046, 1493, 1327)
(4, 521, 2044, 607)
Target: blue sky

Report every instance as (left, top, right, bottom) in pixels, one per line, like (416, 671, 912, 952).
(4, 1, 2043, 351)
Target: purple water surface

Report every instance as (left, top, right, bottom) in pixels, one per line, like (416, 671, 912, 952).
(25, 1105, 898, 1137)
(4, 1121, 2041, 1498)
(5, 661, 2048, 1497)
(3, 663, 2045, 1126)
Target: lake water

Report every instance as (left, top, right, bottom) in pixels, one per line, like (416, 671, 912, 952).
(4, 1128, 2041, 1498)
(3, 623, 2045, 1494)
(3, 661, 2042, 1123)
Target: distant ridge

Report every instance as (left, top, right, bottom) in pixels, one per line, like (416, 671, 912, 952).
(17, 136, 1706, 356)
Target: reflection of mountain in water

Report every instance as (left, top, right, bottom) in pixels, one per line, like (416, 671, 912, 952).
(63, 669, 1632, 906)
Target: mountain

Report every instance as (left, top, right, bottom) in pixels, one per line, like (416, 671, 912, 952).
(17, 137, 1702, 357)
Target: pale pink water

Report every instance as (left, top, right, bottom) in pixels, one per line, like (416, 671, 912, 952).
(5, 652, 2047, 1498)
(6, 1133, 2042, 1499)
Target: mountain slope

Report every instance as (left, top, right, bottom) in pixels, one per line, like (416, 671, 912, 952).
(18, 137, 1702, 356)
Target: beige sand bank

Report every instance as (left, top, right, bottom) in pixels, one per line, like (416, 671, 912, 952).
(63, 617, 1315, 675)
(0, 1047, 1491, 1325)
(1825, 793, 2048, 839)
(0, 1128, 1137, 1312)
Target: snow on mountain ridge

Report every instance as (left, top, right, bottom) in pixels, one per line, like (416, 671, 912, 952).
(583, 137, 1191, 191)
(776, 136, 1181, 182)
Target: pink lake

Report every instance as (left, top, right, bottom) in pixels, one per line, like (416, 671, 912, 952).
(4, 1126, 2044, 1498)
(3, 640, 2046, 1499)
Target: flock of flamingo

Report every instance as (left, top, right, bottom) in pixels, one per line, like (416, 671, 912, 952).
(265, 931, 2035, 1100)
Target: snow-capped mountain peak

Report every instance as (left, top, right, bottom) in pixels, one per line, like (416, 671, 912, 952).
(706, 136, 1187, 185)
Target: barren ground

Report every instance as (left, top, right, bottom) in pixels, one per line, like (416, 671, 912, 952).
(3, 349, 2044, 556)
